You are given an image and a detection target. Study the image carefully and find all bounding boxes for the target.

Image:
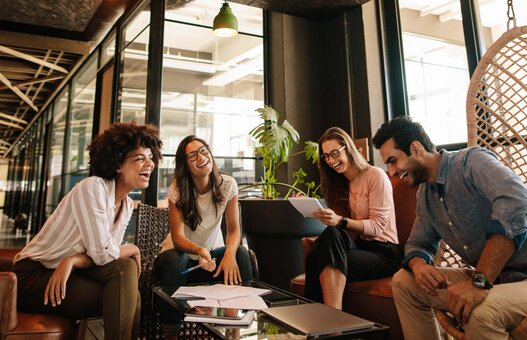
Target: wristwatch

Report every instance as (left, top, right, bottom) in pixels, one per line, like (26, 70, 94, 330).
(336, 217, 348, 230)
(472, 272, 493, 289)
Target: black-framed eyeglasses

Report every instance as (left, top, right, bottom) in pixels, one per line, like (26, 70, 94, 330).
(186, 145, 210, 161)
(322, 145, 346, 162)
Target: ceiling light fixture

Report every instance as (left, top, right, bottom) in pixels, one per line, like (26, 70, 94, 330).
(213, 1, 238, 37)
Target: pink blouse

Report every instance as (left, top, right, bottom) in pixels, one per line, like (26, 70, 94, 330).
(349, 166, 398, 244)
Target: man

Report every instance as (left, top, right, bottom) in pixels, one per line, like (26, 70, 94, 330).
(372, 116, 527, 340)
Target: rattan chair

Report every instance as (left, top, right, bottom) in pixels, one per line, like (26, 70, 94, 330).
(435, 24, 527, 340)
(135, 203, 169, 339)
(135, 203, 259, 339)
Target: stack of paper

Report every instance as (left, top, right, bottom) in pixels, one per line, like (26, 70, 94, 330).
(173, 284, 271, 325)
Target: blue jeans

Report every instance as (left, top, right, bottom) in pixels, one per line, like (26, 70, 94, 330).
(153, 246, 253, 325)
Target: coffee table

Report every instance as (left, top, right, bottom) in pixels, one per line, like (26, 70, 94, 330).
(153, 279, 389, 339)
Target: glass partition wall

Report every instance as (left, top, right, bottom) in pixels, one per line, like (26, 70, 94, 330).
(158, 1, 264, 204)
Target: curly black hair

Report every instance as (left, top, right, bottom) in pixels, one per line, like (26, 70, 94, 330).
(88, 122, 163, 179)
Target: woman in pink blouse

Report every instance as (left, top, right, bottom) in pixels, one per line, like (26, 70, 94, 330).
(305, 127, 399, 309)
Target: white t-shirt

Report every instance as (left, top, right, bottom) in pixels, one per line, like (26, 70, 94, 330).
(160, 174, 238, 260)
(14, 177, 133, 268)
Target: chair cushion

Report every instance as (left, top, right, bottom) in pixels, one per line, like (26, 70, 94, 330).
(291, 273, 394, 299)
(5, 313, 73, 340)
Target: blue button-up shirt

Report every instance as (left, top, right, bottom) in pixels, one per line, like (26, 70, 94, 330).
(403, 147, 527, 283)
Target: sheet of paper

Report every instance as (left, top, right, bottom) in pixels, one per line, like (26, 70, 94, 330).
(184, 310, 256, 326)
(172, 284, 271, 300)
(187, 294, 269, 310)
(288, 198, 326, 217)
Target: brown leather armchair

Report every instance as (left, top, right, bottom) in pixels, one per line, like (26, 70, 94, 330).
(0, 249, 85, 340)
(290, 175, 418, 340)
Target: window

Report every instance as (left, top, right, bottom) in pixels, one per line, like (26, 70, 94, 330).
(158, 0, 264, 202)
(476, 0, 527, 49)
(399, 1, 470, 145)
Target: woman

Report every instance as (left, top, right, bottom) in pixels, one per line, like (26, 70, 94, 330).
(12, 122, 163, 340)
(305, 127, 400, 309)
(154, 135, 253, 337)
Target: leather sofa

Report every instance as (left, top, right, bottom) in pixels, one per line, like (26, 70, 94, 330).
(0, 248, 85, 340)
(290, 175, 418, 340)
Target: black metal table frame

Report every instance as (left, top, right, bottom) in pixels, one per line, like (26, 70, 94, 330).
(153, 279, 390, 339)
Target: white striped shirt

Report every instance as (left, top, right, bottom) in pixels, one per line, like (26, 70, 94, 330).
(14, 177, 133, 269)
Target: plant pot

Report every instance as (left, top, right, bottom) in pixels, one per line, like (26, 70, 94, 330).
(239, 199, 325, 291)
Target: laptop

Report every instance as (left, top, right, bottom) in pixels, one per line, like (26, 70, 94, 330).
(261, 302, 375, 337)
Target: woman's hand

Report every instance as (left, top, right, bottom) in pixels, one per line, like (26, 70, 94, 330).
(197, 247, 216, 272)
(120, 244, 141, 276)
(44, 257, 75, 307)
(214, 251, 241, 285)
(313, 208, 341, 227)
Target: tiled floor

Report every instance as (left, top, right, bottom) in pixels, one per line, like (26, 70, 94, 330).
(0, 212, 104, 339)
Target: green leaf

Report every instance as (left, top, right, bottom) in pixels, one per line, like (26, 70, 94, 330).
(304, 141, 319, 164)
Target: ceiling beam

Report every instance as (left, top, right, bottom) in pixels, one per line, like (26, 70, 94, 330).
(0, 111, 27, 124)
(0, 119, 24, 130)
(0, 72, 39, 111)
(0, 30, 91, 55)
(0, 45, 68, 74)
(0, 74, 65, 91)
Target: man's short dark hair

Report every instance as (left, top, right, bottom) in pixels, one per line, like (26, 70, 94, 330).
(372, 116, 435, 155)
(88, 122, 163, 179)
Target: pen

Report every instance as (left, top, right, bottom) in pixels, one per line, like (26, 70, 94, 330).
(181, 258, 216, 274)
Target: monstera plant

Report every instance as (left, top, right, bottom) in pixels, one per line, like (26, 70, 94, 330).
(248, 105, 319, 199)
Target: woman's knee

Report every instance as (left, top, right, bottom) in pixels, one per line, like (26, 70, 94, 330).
(114, 257, 137, 280)
(235, 247, 253, 280)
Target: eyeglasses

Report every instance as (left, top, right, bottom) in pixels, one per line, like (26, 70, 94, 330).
(322, 145, 346, 162)
(186, 145, 210, 161)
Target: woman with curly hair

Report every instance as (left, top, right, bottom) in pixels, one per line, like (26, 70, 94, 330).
(305, 127, 400, 310)
(154, 135, 252, 338)
(12, 122, 163, 340)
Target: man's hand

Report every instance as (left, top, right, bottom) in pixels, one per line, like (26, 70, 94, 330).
(412, 261, 450, 295)
(213, 252, 241, 285)
(44, 257, 74, 307)
(446, 280, 489, 325)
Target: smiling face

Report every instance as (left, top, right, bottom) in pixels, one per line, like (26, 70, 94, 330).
(116, 146, 155, 192)
(321, 139, 349, 174)
(379, 138, 427, 187)
(185, 140, 213, 178)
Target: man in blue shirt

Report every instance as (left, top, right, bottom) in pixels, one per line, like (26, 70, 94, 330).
(372, 116, 527, 340)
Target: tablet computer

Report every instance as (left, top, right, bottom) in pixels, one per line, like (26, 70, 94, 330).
(185, 306, 248, 320)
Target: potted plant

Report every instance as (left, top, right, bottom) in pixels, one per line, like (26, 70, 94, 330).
(245, 105, 320, 199)
(239, 105, 326, 291)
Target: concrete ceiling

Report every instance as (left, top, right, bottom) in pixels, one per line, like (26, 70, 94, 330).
(0, 0, 368, 157)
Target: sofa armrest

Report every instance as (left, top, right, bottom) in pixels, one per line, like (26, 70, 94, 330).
(0, 272, 19, 334)
(0, 249, 21, 272)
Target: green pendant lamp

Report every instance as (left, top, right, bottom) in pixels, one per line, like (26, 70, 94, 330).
(213, 1, 238, 37)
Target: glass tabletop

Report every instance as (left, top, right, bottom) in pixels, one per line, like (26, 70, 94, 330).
(153, 279, 389, 339)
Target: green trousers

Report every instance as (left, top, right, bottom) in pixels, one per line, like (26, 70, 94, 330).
(13, 257, 140, 340)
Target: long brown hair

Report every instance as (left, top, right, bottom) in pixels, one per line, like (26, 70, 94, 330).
(174, 135, 224, 231)
(318, 127, 370, 216)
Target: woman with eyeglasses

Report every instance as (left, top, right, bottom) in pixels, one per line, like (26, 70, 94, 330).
(305, 127, 400, 310)
(153, 135, 253, 338)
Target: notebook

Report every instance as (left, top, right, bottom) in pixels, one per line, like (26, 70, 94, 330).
(261, 303, 375, 336)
